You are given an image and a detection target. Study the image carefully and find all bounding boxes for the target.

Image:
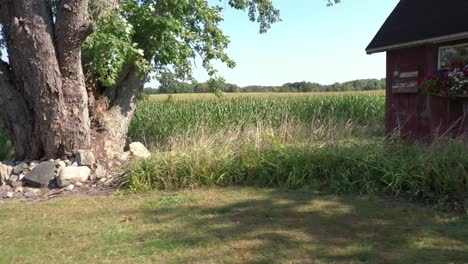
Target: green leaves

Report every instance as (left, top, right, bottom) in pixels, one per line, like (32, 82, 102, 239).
(82, 0, 281, 87)
(120, 0, 237, 80)
(226, 0, 281, 33)
(83, 2, 149, 87)
(327, 0, 342, 6)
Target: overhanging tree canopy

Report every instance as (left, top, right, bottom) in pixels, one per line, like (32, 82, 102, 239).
(0, 0, 338, 161)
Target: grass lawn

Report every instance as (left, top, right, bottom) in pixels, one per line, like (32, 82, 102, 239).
(1, 188, 467, 264)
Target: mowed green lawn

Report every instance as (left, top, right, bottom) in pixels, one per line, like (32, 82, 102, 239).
(1, 188, 466, 264)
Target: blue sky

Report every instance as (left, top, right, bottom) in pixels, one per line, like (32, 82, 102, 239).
(147, 0, 399, 88)
(0, 1, 400, 88)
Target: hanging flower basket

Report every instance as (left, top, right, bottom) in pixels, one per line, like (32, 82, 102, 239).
(421, 61, 468, 98)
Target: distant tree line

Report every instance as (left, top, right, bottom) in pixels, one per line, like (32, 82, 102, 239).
(144, 73, 386, 94)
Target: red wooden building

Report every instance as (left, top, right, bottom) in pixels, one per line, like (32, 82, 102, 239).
(366, 0, 468, 141)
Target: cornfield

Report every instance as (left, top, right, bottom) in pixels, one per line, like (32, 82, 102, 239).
(128, 94, 386, 148)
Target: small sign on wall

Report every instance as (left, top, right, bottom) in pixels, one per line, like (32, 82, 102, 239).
(392, 67, 420, 93)
(399, 71, 419, 78)
(392, 80, 418, 89)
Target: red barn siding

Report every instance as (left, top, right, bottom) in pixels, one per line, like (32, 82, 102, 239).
(385, 38, 468, 142)
(386, 46, 427, 139)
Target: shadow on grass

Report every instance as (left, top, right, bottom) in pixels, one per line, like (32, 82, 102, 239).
(123, 189, 468, 263)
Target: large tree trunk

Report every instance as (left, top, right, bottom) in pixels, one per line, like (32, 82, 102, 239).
(90, 65, 145, 161)
(0, 0, 65, 159)
(55, 0, 94, 155)
(0, 0, 142, 161)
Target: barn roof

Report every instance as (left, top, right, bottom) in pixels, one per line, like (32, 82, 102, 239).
(366, 0, 468, 54)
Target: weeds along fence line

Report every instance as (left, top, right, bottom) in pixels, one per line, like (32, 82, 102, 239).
(128, 94, 385, 148)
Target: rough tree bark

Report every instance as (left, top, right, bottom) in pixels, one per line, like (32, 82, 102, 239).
(0, 61, 35, 160)
(90, 65, 145, 160)
(0, 0, 144, 161)
(55, 0, 94, 155)
(0, 0, 65, 159)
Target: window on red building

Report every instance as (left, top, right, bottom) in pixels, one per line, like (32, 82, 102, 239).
(438, 43, 468, 69)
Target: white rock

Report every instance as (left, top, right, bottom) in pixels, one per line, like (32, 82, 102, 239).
(24, 188, 40, 198)
(57, 161, 66, 169)
(29, 160, 39, 170)
(0, 164, 13, 184)
(5, 192, 13, 198)
(57, 166, 91, 188)
(75, 182, 83, 187)
(14, 186, 23, 193)
(23, 161, 56, 187)
(129, 142, 151, 159)
(66, 184, 75, 191)
(18, 172, 26, 181)
(13, 162, 28, 175)
(0, 184, 12, 192)
(75, 150, 96, 167)
(71, 162, 78, 167)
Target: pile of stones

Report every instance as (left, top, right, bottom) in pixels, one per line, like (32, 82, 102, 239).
(0, 142, 151, 200)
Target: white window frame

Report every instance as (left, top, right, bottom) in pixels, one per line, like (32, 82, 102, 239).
(438, 42, 468, 69)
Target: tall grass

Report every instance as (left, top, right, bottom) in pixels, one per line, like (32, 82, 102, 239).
(128, 94, 385, 148)
(126, 94, 468, 210)
(125, 126, 468, 210)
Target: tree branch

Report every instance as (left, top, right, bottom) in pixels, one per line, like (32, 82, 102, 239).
(55, 0, 94, 61)
(91, 65, 146, 160)
(79, 20, 96, 41)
